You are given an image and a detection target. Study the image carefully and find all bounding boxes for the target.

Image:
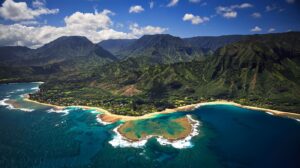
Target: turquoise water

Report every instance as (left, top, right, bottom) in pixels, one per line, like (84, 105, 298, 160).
(0, 83, 300, 168)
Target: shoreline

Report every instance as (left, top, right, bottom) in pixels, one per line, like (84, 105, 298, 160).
(23, 97, 300, 122)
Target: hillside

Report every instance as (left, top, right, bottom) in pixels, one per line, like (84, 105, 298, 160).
(29, 32, 300, 115)
(0, 36, 117, 83)
(98, 39, 136, 56)
(183, 35, 246, 51)
(115, 34, 205, 64)
(0, 46, 33, 65)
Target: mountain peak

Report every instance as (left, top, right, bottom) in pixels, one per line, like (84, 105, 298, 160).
(139, 34, 181, 41)
(43, 36, 93, 47)
(134, 34, 185, 49)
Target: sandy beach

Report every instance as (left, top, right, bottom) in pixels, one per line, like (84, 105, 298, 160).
(23, 98, 65, 110)
(23, 97, 300, 123)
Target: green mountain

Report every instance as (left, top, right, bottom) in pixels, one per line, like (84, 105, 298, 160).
(183, 35, 246, 52)
(98, 39, 136, 55)
(115, 34, 205, 64)
(0, 46, 32, 65)
(0, 36, 117, 83)
(29, 32, 300, 115)
(26, 36, 117, 66)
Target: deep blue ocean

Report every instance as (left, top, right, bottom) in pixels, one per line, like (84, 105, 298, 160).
(0, 83, 299, 168)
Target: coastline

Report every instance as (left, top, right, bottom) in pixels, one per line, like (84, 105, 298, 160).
(23, 97, 300, 122)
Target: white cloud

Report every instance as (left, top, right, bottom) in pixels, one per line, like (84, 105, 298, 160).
(266, 4, 277, 12)
(251, 26, 262, 32)
(129, 5, 144, 13)
(183, 13, 209, 24)
(167, 0, 179, 7)
(216, 3, 252, 19)
(268, 28, 275, 32)
(64, 10, 113, 31)
(0, 10, 167, 48)
(238, 3, 253, 8)
(189, 0, 201, 3)
(32, 0, 45, 8)
(129, 23, 167, 36)
(286, 0, 295, 4)
(251, 12, 261, 18)
(223, 11, 237, 18)
(149, 1, 154, 9)
(0, 0, 59, 21)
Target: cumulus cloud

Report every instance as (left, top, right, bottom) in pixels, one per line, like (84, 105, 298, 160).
(0, 0, 59, 21)
(251, 12, 261, 18)
(251, 26, 262, 32)
(268, 28, 275, 32)
(182, 13, 209, 24)
(286, 0, 295, 4)
(0, 10, 167, 48)
(129, 5, 144, 13)
(64, 10, 113, 31)
(216, 3, 252, 19)
(223, 11, 237, 18)
(167, 0, 179, 7)
(129, 23, 167, 36)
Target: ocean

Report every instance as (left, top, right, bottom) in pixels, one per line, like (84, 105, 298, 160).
(0, 83, 299, 168)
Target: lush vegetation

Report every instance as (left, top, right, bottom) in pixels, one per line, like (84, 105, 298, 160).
(1, 32, 300, 115)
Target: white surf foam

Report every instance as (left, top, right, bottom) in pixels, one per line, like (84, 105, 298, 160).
(108, 115, 200, 149)
(0, 98, 34, 112)
(30, 87, 39, 91)
(19, 94, 27, 98)
(8, 89, 25, 94)
(96, 117, 111, 125)
(109, 125, 148, 148)
(15, 89, 25, 92)
(0, 98, 10, 107)
(195, 104, 201, 108)
(90, 110, 99, 114)
(156, 115, 200, 149)
(31, 82, 44, 84)
(47, 108, 70, 115)
(16, 108, 34, 112)
(295, 119, 300, 122)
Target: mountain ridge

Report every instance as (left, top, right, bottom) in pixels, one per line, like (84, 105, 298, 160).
(27, 32, 300, 115)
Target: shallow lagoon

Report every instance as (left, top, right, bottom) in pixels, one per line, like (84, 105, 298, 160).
(0, 83, 300, 168)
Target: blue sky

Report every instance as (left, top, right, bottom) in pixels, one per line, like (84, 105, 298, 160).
(0, 0, 299, 47)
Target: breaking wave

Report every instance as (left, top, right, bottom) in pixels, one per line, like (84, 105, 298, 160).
(108, 125, 148, 148)
(156, 115, 200, 149)
(108, 115, 200, 149)
(96, 116, 112, 125)
(47, 108, 70, 115)
(0, 98, 34, 112)
(30, 87, 39, 91)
